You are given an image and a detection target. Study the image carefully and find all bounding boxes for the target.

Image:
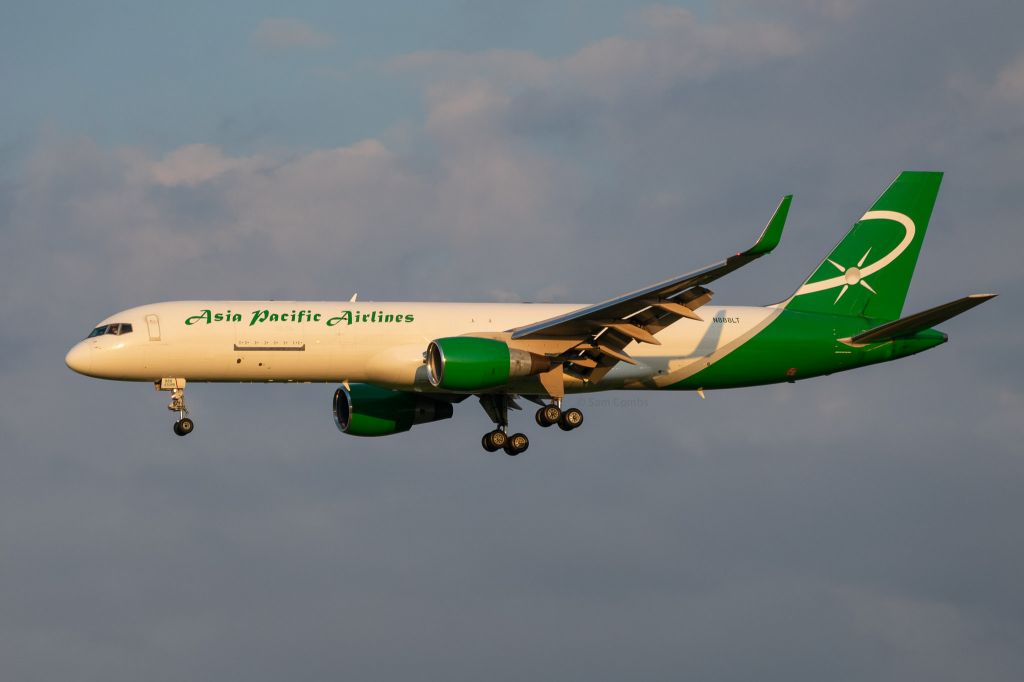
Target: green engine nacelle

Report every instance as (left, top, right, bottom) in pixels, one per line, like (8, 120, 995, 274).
(333, 383, 453, 437)
(425, 336, 551, 391)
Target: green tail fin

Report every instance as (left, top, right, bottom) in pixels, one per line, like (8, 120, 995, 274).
(785, 171, 943, 320)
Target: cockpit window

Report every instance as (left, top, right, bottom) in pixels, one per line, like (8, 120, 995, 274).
(86, 323, 133, 338)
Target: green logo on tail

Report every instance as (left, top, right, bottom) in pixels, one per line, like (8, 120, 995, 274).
(786, 172, 941, 321)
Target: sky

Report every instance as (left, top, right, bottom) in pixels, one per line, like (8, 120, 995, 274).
(1, 1, 1023, 680)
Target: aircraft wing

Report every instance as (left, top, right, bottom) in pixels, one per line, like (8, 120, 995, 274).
(509, 195, 791, 383)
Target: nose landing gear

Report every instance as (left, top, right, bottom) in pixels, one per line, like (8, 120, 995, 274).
(157, 378, 195, 437)
(172, 413, 194, 436)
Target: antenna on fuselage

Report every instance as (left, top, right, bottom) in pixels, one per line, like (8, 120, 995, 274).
(349, 293, 358, 302)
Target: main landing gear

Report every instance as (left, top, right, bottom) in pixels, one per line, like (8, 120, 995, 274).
(478, 394, 529, 456)
(157, 378, 194, 437)
(478, 395, 583, 456)
(482, 429, 530, 456)
(534, 403, 584, 431)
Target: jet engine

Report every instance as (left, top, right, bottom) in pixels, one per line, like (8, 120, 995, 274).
(425, 336, 551, 391)
(333, 383, 454, 436)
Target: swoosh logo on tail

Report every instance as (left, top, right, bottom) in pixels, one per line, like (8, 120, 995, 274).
(794, 210, 916, 297)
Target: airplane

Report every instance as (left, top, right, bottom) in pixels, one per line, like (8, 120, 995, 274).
(65, 171, 995, 455)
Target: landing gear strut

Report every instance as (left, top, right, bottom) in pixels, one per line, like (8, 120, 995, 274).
(478, 395, 585, 454)
(479, 394, 528, 456)
(157, 378, 194, 437)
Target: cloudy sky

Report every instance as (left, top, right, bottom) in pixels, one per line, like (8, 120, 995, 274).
(2, 1, 1022, 680)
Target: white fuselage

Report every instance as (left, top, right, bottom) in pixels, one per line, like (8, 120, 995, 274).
(65, 300, 780, 393)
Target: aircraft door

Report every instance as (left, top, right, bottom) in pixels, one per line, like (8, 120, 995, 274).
(146, 314, 161, 341)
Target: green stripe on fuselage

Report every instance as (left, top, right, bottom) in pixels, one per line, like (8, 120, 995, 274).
(669, 309, 947, 390)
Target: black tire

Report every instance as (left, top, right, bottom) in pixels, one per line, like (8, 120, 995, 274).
(558, 408, 584, 431)
(176, 417, 194, 436)
(542, 404, 561, 426)
(482, 434, 500, 452)
(535, 407, 552, 427)
(486, 430, 508, 450)
(173, 421, 183, 436)
(504, 432, 529, 456)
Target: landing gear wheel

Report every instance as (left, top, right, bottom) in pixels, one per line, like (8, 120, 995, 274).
(536, 404, 562, 427)
(483, 429, 508, 452)
(174, 417, 194, 436)
(503, 432, 529, 456)
(558, 408, 584, 431)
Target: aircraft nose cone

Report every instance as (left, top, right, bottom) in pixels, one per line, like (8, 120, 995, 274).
(65, 343, 93, 374)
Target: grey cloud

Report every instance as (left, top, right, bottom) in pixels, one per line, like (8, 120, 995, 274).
(251, 18, 334, 51)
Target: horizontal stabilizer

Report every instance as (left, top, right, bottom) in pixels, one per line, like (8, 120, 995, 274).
(850, 293, 996, 344)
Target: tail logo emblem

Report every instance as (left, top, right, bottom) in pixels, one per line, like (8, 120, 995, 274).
(826, 248, 877, 303)
(794, 210, 916, 303)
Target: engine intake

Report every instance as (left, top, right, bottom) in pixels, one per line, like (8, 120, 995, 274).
(426, 337, 551, 391)
(333, 383, 453, 436)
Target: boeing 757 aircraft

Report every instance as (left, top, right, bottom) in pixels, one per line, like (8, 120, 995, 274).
(66, 172, 994, 455)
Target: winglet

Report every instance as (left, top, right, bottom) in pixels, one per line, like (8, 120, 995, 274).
(745, 194, 791, 257)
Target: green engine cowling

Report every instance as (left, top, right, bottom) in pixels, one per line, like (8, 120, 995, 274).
(333, 383, 453, 437)
(425, 336, 551, 391)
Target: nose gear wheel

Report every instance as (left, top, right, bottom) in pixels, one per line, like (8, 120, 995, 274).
(159, 380, 196, 437)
